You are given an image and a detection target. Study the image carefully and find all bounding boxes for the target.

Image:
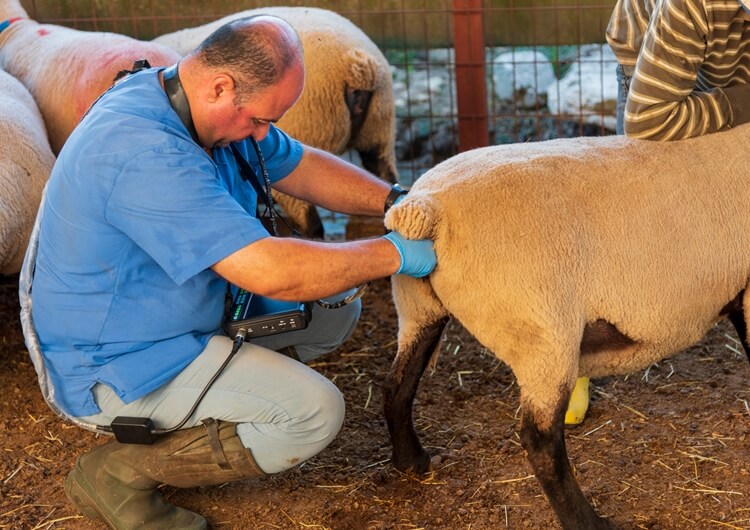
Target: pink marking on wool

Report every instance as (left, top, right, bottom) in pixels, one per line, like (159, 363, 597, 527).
(8, 17, 23, 24)
(36, 28, 50, 36)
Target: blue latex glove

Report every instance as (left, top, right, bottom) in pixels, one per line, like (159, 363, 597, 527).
(382, 231, 437, 278)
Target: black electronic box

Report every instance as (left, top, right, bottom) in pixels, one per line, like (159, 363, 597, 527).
(224, 289, 312, 339)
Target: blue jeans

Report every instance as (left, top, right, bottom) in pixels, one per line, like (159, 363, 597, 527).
(615, 64, 634, 135)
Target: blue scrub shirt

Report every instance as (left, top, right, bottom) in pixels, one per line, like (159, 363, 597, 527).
(31, 68, 303, 417)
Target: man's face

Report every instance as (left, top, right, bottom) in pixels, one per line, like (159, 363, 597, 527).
(205, 61, 304, 149)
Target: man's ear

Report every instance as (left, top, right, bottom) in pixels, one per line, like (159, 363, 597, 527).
(208, 73, 236, 103)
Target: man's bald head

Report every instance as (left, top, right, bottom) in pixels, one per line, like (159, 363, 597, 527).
(193, 15, 304, 104)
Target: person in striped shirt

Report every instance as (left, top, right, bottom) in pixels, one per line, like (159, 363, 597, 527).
(564, 0, 750, 427)
(606, 0, 750, 139)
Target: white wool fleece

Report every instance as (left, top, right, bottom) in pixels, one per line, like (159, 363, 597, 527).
(0, 68, 54, 275)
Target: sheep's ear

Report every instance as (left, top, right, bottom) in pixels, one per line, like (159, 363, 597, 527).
(385, 196, 437, 241)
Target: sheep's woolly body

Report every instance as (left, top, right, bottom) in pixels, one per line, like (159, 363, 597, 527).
(0, 0, 180, 154)
(386, 125, 750, 422)
(0, 68, 54, 274)
(384, 124, 750, 527)
(154, 7, 397, 180)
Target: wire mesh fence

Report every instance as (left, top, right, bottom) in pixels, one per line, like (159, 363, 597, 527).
(20, 0, 619, 235)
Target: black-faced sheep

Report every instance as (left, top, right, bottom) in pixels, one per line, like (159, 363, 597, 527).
(0, 66, 54, 275)
(382, 124, 750, 530)
(0, 0, 181, 155)
(154, 7, 397, 237)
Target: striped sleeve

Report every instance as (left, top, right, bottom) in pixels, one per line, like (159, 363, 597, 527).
(623, 0, 743, 139)
(607, 0, 658, 66)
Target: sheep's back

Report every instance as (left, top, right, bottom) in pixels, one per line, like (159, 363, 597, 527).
(386, 125, 750, 351)
(0, 20, 179, 153)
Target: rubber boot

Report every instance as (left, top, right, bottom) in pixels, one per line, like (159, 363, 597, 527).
(65, 419, 265, 530)
(564, 376, 590, 426)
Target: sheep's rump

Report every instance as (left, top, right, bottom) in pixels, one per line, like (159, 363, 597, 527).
(385, 125, 750, 374)
(0, 68, 55, 274)
(0, 15, 179, 154)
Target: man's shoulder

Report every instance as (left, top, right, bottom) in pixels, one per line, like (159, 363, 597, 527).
(65, 72, 200, 163)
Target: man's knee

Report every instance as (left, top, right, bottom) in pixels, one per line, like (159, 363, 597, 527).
(293, 375, 345, 443)
(235, 372, 345, 474)
(297, 299, 361, 362)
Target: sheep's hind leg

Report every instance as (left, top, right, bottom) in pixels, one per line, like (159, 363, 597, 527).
(721, 289, 750, 362)
(358, 148, 397, 183)
(383, 316, 449, 473)
(727, 310, 750, 361)
(270, 191, 325, 239)
(520, 397, 618, 530)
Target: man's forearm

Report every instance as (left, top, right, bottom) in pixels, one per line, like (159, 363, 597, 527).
(212, 236, 401, 301)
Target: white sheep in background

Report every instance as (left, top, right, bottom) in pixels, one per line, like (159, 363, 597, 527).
(382, 123, 750, 530)
(154, 7, 397, 237)
(0, 0, 181, 155)
(0, 67, 54, 275)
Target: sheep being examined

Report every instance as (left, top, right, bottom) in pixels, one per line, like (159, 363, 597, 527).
(154, 7, 397, 237)
(0, 67, 54, 275)
(382, 123, 750, 530)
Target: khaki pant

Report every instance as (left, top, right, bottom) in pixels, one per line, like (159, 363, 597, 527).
(78, 294, 359, 474)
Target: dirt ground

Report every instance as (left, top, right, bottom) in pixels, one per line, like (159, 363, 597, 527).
(3, 271, 750, 530)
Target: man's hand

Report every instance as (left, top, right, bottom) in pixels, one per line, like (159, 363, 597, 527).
(382, 231, 436, 278)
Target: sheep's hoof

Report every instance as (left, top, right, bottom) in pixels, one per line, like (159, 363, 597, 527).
(563, 514, 620, 530)
(599, 518, 621, 530)
(391, 447, 432, 474)
(585, 514, 621, 530)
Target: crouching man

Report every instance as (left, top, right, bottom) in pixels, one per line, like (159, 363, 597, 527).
(20, 15, 435, 530)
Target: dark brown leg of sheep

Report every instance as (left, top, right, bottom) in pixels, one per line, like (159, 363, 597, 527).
(520, 398, 618, 530)
(383, 317, 449, 473)
(720, 290, 750, 362)
(728, 311, 750, 361)
(344, 88, 398, 182)
(359, 148, 397, 183)
(289, 206, 324, 239)
(269, 191, 325, 239)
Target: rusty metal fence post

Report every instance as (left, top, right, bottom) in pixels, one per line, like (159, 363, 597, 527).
(452, 0, 489, 152)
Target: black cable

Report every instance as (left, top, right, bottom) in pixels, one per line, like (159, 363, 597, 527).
(154, 329, 246, 435)
(100, 330, 246, 443)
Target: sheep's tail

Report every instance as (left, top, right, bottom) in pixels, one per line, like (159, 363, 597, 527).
(384, 196, 438, 241)
(344, 49, 385, 90)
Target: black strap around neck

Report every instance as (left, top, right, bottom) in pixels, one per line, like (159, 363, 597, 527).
(163, 63, 280, 235)
(230, 144, 271, 211)
(163, 63, 201, 145)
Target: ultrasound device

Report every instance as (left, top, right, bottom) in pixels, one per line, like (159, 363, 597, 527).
(224, 289, 312, 339)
